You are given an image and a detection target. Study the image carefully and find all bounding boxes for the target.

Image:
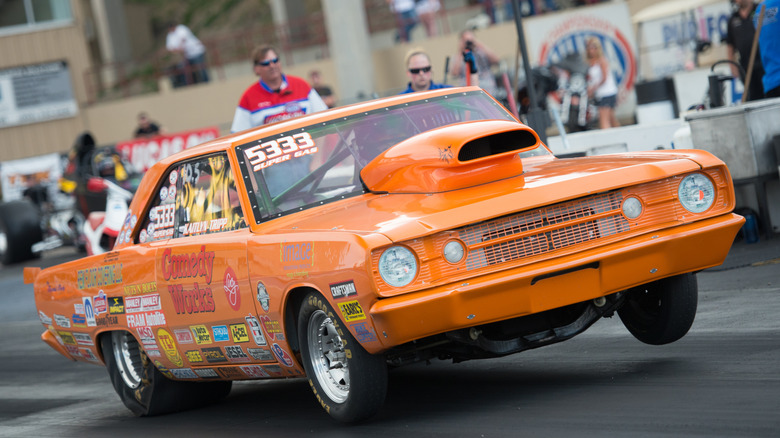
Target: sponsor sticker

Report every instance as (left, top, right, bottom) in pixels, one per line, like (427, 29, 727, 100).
(245, 315, 267, 346)
(157, 328, 183, 367)
(337, 300, 366, 322)
(174, 328, 194, 344)
(194, 368, 219, 378)
(54, 314, 71, 328)
(224, 345, 250, 363)
(230, 323, 250, 343)
(108, 296, 125, 314)
(185, 350, 203, 363)
(223, 266, 241, 311)
(170, 368, 199, 379)
(240, 365, 269, 378)
(271, 343, 294, 367)
(212, 325, 230, 342)
(190, 325, 212, 345)
(246, 348, 274, 361)
(201, 347, 228, 363)
(351, 321, 378, 343)
(329, 280, 357, 299)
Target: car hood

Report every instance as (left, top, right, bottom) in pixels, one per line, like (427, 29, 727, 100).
(260, 150, 717, 243)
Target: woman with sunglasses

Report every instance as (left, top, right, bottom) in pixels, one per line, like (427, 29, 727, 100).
(231, 45, 328, 133)
(399, 48, 452, 94)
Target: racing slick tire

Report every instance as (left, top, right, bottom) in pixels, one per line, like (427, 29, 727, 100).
(0, 200, 43, 265)
(101, 331, 232, 416)
(298, 292, 388, 423)
(617, 273, 698, 346)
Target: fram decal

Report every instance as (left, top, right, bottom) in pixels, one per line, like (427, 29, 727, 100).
(337, 300, 366, 322)
(161, 246, 215, 284)
(126, 311, 166, 328)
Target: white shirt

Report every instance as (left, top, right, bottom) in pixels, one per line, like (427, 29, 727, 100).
(166, 25, 205, 59)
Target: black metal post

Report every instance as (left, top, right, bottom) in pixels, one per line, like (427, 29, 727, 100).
(511, 0, 549, 144)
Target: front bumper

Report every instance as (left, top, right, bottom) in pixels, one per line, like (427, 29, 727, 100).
(368, 213, 743, 350)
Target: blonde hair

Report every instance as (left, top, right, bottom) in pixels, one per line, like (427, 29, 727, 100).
(404, 47, 430, 68)
(585, 37, 603, 61)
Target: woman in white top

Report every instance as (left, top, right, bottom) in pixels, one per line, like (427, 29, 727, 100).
(585, 37, 619, 129)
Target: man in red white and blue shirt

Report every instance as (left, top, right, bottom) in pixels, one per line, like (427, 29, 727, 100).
(231, 46, 328, 133)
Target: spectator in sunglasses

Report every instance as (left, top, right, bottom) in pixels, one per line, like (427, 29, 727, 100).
(231, 45, 328, 133)
(399, 48, 452, 93)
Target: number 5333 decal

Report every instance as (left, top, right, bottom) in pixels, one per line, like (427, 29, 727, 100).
(244, 132, 317, 171)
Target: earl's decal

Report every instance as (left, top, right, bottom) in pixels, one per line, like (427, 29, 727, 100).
(337, 300, 366, 322)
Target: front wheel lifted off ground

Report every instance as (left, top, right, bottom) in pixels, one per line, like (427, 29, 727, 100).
(101, 331, 232, 416)
(298, 291, 388, 423)
(618, 272, 698, 346)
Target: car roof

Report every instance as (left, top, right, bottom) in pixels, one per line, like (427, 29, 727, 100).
(151, 86, 493, 171)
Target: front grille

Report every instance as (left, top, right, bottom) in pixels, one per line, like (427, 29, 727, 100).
(461, 192, 627, 270)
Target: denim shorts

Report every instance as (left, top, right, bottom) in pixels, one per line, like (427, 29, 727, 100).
(595, 94, 617, 108)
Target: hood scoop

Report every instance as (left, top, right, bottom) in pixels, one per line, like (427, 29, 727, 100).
(360, 120, 538, 193)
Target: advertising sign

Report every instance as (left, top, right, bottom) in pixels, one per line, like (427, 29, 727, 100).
(0, 61, 78, 129)
(525, 2, 638, 115)
(0, 153, 63, 201)
(116, 127, 219, 172)
(635, 0, 731, 79)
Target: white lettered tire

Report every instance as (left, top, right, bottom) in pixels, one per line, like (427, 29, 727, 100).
(297, 292, 388, 423)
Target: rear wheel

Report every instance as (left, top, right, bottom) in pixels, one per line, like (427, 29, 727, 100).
(618, 273, 698, 345)
(0, 200, 43, 265)
(298, 292, 388, 423)
(101, 331, 231, 416)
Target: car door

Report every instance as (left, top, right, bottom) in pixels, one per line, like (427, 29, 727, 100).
(147, 153, 255, 370)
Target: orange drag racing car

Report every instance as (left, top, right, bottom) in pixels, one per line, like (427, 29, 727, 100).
(26, 88, 744, 422)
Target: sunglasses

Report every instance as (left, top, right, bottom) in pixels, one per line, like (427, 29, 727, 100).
(256, 57, 279, 67)
(408, 66, 432, 74)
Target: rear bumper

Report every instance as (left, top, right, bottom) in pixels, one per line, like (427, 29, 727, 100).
(368, 213, 744, 351)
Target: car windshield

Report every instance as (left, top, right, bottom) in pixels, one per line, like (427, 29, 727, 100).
(236, 90, 549, 222)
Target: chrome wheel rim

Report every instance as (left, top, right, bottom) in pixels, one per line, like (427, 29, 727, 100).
(111, 331, 143, 389)
(307, 309, 349, 403)
(0, 230, 7, 259)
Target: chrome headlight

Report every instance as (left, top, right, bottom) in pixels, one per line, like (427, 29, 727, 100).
(378, 246, 418, 287)
(678, 173, 715, 213)
(443, 240, 466, 264)
(622, 197, 643, 219)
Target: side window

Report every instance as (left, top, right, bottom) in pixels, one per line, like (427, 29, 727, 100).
(138, 166, 177, 244)
(138, 154, 245, 244)
(174, 154, 245, 238)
